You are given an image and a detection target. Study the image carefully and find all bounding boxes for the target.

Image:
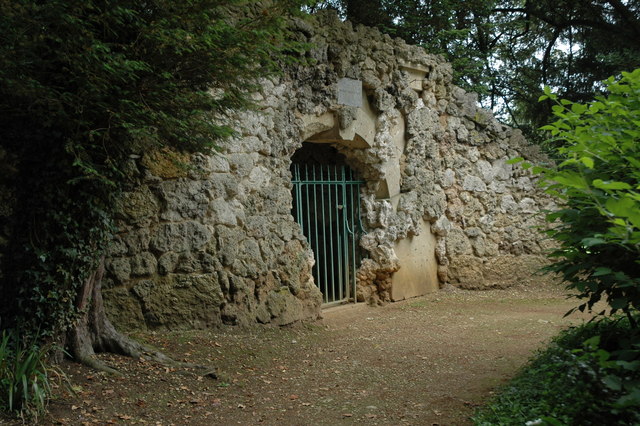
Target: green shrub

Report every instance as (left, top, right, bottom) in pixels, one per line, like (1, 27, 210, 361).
(0, 330, 58, 421)
(478, 71, 640, 425)
(513, 69, 640, 322)
(473, 317, 640, 425)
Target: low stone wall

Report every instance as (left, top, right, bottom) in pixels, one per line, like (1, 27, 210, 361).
(100, 11, 555, 330)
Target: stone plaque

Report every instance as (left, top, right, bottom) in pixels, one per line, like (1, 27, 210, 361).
(337, 78, 362, 107)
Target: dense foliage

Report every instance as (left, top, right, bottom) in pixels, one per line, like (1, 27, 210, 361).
(476, 68, 640, 425)
(526, 69, 640, 323)
(311, 0, 640, 135)
(0, 0, 305, 337)
(473, 316, 640, 425)
(475, 68, 640, 426)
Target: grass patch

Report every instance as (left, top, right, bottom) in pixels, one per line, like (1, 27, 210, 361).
(0, 330, 62, 422)
(473, 315, 640, 425)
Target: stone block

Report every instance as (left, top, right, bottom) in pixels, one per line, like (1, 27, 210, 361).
(151, 221, 211, 253)
(130, 252, 157, 277)
(131, 274, 224, 330)
(462, 175, 487, 192)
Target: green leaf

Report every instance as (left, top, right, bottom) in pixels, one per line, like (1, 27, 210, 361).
(571, 103, 587, 114)
(593, 179, 632, 190)
(592, 267, 612, 277)
(582, 237, 606, 247)
(540, 417, 565, 426)
(602, 374, 622, 391)
(610, 297, 628, 310)
(579, 157, 594, 169)
(616, 360, 640, 370)
(583, 335, 601, 349)
(612, 218, 627, 226)
(622, 158, 640, 173)
(616, 388, 640, 407)
(553, 174, 587, 189)
(605, 197, 636, 218)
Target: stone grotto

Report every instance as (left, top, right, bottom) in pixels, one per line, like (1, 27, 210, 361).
(99, 11, 555, 330)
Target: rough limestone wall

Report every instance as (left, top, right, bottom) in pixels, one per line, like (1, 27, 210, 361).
(103, 143, 322, 329)
(287, 12, 556, 299)
(102, 11, 555, 330)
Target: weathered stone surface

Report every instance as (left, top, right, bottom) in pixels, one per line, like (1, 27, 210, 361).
(118, 186, 158, 226)
(266, 287, 305, 326)
(106, 257, 131, 284)
(446, 228, 473, 256)
(103, 287, 146, 330)
(122, 228, 151, 255)
(158, 252, 179, 275)
(150, 221, 211, 253)
(140, 148, 190, 179)
(462, 175, 487, 192)
(130, 252, 157, 277)
(102, 10, 553, 330)
(125, 274, 224, 330)
(210, 198, 238, 226)
(157, 180, 210, 221)
(432, 216, 451, 237)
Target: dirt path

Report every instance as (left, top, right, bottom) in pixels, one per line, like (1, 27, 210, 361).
(33, 285, 591, 425)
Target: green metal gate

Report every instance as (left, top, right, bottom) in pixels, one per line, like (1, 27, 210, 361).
(291, 163, 365, 305)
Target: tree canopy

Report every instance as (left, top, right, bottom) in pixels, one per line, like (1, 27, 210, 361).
(0, 0, 305, 338)
(311, 0, 640, 136)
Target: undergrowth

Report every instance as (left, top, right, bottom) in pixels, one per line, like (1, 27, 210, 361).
(0, 330, 61, 422)
(473, 315, 640, 425)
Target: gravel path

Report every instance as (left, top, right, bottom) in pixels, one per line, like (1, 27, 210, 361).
(34, 284, 591, 425)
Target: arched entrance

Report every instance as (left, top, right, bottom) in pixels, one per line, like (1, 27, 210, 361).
(291, 143, 365, 305)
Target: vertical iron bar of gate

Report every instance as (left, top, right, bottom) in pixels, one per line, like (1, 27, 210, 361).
(318, 165, 326, 303)
(352, 177, 359, 301)
(309, 165, 317, 300)
(332, 165, 338, 302)
(301, 165, 310, 296)
(342, 166, 362, 304)
(350, 176, 360, 303)
(345, 176, 356, 301)
(333, 165, 344, 300)
(327, 165, 338, 302)
(294, 164, 303, 247)
(344, 173, 353, 302)
(336, 166, 349, 300)
(315, 165, 321, 302)
(335, 165, 342, 301)
(311, 165, 321, 303)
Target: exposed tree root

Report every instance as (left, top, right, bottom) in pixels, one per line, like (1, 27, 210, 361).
(66, 257, 217, 379)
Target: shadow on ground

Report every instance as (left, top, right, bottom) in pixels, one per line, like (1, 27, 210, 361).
(15, 284, 592, 425)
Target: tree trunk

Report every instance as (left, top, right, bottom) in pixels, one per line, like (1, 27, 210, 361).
(66, 257, 216, 377)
